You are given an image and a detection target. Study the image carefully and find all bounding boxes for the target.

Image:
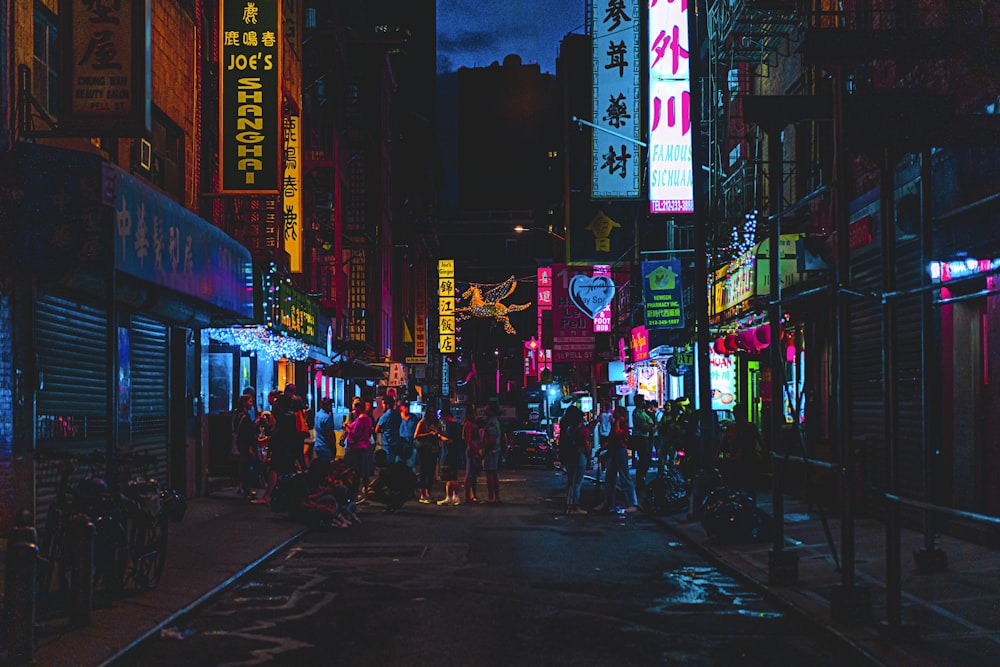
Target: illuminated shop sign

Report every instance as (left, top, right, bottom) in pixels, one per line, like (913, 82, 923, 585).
(592, 0, 642, 199)
(413, 263, 428, 361)
(593, 265, 613, 332)
(929, 257, 1000, 282)
(439, 259, 456, 354)
(60, 0, 150, 134)
(282, 112, 302, 270)
(220, 0, 280, 193)
(642, 259, 685, 330)
(648, 0, 694, 213)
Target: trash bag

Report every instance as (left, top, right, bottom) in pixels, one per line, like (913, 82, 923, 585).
(164, 489, 187, 522)
(642, 468, 689, 515)
(364, 462, 417, 511)
(700, 486, 772, 544)
(270, 472, 310, 513)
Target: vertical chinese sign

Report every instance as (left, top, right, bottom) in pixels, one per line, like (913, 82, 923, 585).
(642, 259, 685, 329)
(537, 267, 553, 374)
(649, 0, 694, 213)
(592, 0, 641, 199)
(282, 1, 302, 271)
(438, 259, 455, 398)
(412, 262, 428, 363)
(282, 113, 302, 270)
(60, 0, 151, 135)
(438, 259, 456, 354)
(220, 0, 281, 193)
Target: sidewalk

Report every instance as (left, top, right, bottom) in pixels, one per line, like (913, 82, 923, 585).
(3, 488, 306, 667)
(4, 482, 999, 666)
(656, 489, 1000, 667)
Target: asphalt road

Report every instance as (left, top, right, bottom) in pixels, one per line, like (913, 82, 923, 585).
(118, 466, 870, 666)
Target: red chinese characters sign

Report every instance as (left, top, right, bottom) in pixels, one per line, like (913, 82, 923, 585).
(414, 262, 428, 359)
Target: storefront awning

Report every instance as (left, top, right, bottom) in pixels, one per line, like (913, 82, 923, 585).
(4, 143, 254, 322)
(323, 360, 386, 379)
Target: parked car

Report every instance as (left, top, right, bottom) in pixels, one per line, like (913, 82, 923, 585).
(504, 430, 555, 469)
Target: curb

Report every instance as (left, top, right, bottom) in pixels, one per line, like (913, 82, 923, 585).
(98, 527, 308, 667)
(648, 510, 887, 667)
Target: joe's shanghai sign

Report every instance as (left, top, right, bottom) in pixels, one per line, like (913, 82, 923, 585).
(60, 0, 151, 135)
(220, 0, 280, 193)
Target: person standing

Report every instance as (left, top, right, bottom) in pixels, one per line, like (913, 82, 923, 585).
(631, 395, 655, 493)
(413, 409, 442, 503)
(593, 405, 638, 513)
(344, 398, 375, 492)
(482, 404, 503, 503)
(597, 402, 613, 449)
(242, 386, 258, 422)
(376, 395, 402, 464)
(718, 403, 764, 497)
(436, 404, 464, 505)
(254, 392, 299, 505)
(463, 410, 484, 503)
(559, 405, 591, 515)
(285, 383, 310, 470)
(313, 397, 336, 463)
(232, 393, 259, 500)
(398, 401, 418, 469)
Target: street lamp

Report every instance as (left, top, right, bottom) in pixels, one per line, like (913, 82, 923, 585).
(513, 225, 566, 241)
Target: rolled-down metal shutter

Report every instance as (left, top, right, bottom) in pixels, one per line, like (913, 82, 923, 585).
(129, 314, 169, 484)
(35, 293, 109, 446)
(34, 292, 110, 527)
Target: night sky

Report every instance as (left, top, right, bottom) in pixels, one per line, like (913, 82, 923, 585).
(437, 0, 587, 74)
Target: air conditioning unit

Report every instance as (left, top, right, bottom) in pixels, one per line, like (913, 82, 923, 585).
(135, 138, 152, 172)
(727, 69, 740, 94)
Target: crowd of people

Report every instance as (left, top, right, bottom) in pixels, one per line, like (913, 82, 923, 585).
(560, 395, 765, 516)
(230, 390, 507, 525)
(233, 386, 765, 524)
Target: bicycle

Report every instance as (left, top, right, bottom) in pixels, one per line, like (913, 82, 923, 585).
(35, 449, 185, 606)
(34, 449, 106, 611)
(117, 452, 185, 591)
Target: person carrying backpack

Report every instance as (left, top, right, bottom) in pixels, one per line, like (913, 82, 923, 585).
(560, 405, 591, 515)
(483, 404, 504, 503)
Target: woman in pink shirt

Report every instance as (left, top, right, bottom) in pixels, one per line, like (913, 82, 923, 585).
(344, 398, 375, 492)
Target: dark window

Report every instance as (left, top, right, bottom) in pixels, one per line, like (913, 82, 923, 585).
(149, 110, 185, 201)
(33, 3, 58, 117)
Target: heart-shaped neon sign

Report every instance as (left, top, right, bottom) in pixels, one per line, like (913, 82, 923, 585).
(568, 274, 615, 319)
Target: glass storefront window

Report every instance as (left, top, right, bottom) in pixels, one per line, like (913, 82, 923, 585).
(207, 352, 234, 414)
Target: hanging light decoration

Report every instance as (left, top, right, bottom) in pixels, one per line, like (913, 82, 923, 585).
(205, 325, 310, 361)
(453, 275, 530, 334)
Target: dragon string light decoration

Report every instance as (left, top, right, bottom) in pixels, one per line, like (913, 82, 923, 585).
(454, 275, 530, 334)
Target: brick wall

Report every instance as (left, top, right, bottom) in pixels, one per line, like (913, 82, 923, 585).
(150, 2, 198, 210)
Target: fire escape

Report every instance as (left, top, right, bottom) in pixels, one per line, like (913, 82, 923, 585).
(706, 0, 801, 260)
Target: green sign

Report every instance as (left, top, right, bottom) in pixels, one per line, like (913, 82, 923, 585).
(642, 260, 685, 330)
(276, 281, 317, 342)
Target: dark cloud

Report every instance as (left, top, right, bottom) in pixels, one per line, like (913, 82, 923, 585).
(438, 29, 502, 53)
(437, 0, 585, 74)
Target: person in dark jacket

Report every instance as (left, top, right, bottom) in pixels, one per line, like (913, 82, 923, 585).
(559, 405, 591, 515)
(254, 393, 300, 505)
(232, 393, 260, 500)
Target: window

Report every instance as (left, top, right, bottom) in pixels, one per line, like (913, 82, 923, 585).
(33, 3, 58, 117)
(149, 111, 185, 201)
